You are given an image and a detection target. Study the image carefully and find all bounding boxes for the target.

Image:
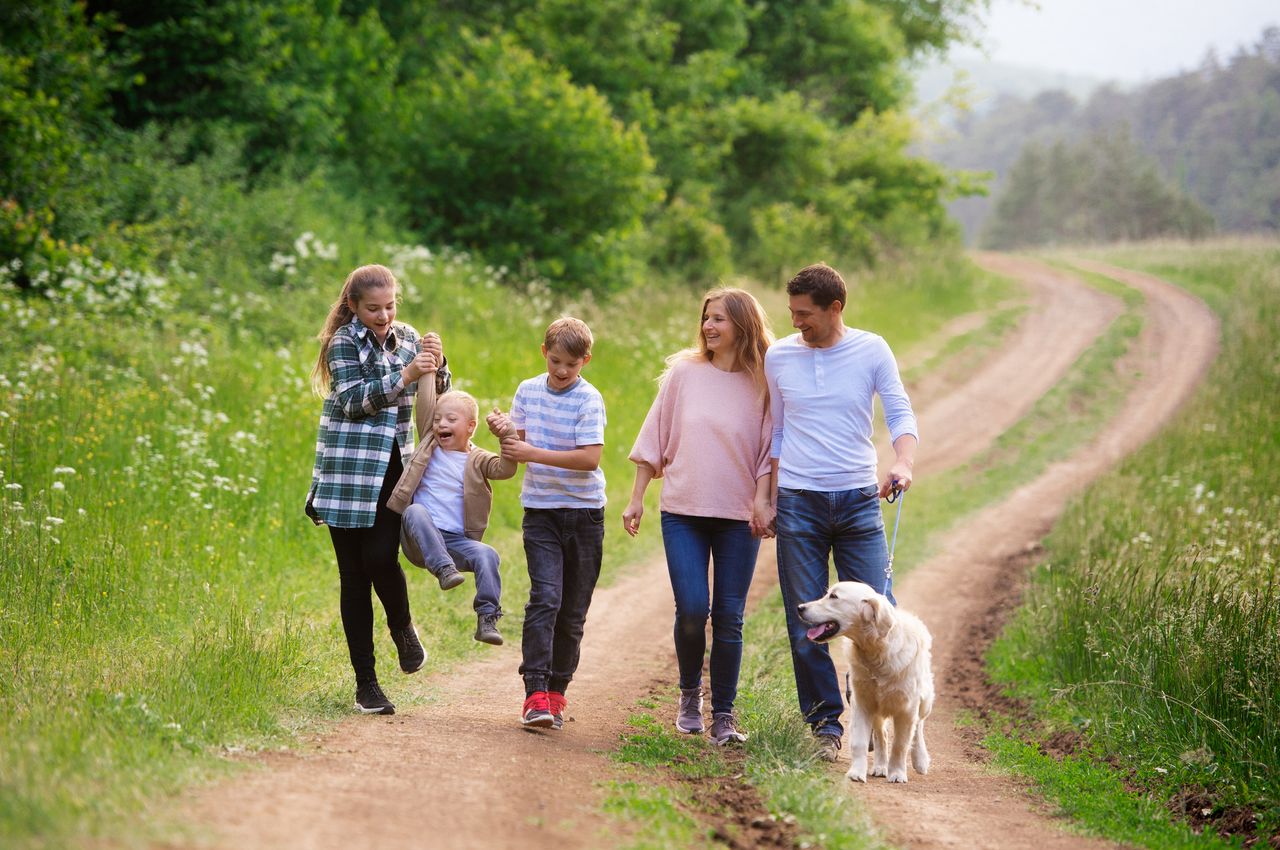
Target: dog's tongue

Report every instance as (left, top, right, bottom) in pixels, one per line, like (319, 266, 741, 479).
(806, 623, 830, 641)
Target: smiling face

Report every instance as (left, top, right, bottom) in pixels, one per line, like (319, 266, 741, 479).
(788, 292, 843, 348)
(433, 398, 477, 451)
(349, 284, 397, 343)
(701, 298, 739, 360)
(542, 342, 591, 391)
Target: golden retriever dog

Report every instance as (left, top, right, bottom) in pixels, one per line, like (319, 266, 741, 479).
(797, 581, 934, 783)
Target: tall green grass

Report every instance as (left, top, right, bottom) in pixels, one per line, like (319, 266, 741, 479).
(0, 226, 697, 847)
(987, 239, 1280, 836)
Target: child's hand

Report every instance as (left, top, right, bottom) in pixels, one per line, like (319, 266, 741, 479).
(420, 332, 443, 365)
(499, 437, 537, 464)
(486, 407, 512, 435)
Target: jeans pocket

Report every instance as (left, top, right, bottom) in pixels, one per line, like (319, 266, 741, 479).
(587, 507, 605, 526)
(857, 484, 879, 499)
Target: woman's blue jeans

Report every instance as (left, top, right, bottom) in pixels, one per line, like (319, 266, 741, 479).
(660, 512, 760, 715)
(775, 485, 893, 737)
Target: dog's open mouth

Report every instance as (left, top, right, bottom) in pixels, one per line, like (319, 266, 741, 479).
(805, 621, 839, 643)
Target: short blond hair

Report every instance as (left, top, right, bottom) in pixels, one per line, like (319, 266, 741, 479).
(436, 390, 478, 422)
(544, 316, 594, 359)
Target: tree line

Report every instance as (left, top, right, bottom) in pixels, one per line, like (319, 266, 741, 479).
(927, 26, 1280, 248)
(1, 0, 989, 293)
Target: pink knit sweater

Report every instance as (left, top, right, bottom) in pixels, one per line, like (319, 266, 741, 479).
(628, 357, 772, 521)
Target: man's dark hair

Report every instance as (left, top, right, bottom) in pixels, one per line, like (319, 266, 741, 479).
(786, 263, 846, 309)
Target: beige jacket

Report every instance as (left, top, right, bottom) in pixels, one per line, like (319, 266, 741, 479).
(387, 369, 517, 541)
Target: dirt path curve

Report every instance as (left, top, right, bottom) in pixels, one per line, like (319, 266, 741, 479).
(170, 255, 1203, 850)
(850, 255, 1220, 849)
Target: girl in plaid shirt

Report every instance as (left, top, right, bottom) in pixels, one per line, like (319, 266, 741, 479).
(306, 264, 449, 715)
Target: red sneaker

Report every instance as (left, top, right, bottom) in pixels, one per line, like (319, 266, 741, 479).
(548, 691, 567, 730)
(521, 691, 554, 728)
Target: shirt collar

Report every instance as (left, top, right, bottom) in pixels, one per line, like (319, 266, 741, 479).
(351, 317, 400, 352)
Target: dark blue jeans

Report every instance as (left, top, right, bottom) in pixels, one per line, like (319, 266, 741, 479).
(661, 512, 760, 714)
(519, 507, 605, 695)
(775, 485, 893, 737)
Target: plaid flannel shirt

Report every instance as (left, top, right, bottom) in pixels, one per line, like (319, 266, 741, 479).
(306, 318, 451, 528)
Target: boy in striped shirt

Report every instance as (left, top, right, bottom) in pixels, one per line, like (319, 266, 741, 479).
(492, 317, 606, 730)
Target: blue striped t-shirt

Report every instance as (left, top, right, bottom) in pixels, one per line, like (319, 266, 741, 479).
(510, 375, 607, 509)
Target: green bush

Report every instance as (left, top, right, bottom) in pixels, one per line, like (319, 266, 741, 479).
(394, 32, 660, 291)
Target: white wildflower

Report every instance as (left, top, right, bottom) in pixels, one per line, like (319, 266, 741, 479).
(51, 480, 65, 491)
(53, 466, 77, 476)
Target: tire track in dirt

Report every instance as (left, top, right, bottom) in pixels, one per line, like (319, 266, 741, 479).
(167, 255, 1166, 850)
(848, 256, 1219, 849)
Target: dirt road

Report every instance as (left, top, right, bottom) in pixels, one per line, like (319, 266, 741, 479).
(171, 255, 1217, 850)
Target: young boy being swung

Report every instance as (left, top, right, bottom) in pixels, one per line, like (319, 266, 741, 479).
(388, 364, 517, 645)
(491, 317, 606, 729)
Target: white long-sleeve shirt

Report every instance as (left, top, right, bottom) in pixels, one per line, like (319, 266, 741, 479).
(766, 328, 918, 491)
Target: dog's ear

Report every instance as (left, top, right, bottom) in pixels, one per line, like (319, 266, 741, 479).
(862, 596, 894, 639)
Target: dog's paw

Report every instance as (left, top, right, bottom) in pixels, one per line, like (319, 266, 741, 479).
(870, 763, 888, 778)
(887, 769, 909, 783)
(913, 755, 930, 775)
(845, 767, 868, 783)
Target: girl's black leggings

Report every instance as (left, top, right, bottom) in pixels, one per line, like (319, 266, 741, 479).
(326, 441, 409, 683)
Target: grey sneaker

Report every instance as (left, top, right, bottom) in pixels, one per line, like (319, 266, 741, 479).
(815, 732, 842, 762)
(709, 712, 747, 746)
(474, 612, 503, 645)
(436, 564, 465, 591)
(391, 622, 426, 673)
(675, 687, 704, 734)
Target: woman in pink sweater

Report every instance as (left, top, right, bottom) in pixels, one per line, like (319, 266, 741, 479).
(624, 287, 774, 745)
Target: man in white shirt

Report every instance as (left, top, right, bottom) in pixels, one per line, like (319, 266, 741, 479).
(765, 262, 919, 761)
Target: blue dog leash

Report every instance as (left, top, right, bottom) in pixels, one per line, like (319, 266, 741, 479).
(882, 484, 907, 597)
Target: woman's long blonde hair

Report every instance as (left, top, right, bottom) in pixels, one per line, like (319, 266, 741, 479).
(310, 264, 399, 396)
(663, 287, 774, 401)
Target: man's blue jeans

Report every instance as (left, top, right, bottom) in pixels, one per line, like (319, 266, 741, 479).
(519, 507, 605, 696)
(400, 503, 502, 615)
(660, 512, 760, 715)
(775, 485, 894, 737)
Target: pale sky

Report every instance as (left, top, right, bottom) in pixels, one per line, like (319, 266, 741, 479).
(950, 0, 1279, 83)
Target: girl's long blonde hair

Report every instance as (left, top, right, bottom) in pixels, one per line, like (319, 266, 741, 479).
(663, 287, 774, 401)
(311, 264, 399, 396)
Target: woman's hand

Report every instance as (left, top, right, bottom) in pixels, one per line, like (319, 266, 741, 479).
(622, 498, 644, 537)
(403, 350, 437, 383)
(750, 496, 776, 539)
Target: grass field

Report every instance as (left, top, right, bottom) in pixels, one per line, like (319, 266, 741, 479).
(985, 239, 1280, 844)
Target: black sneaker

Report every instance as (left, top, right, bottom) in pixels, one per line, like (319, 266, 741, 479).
(391, 622, 426, 673)
(474, 612, 503, 645)
(355, 680, 395, 715)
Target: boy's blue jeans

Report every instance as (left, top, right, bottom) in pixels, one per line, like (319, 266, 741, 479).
(660, 512, 759, 715)
(775, 485, 894, 738)
(400, 503, 502, 615)
(519, 507, 605, 696)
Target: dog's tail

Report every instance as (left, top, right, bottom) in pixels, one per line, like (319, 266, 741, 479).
(844, 668, 852, 707)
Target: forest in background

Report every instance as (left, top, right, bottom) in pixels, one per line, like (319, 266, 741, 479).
(1, 0, 991, 297)
(922, 26, 1280, 247)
